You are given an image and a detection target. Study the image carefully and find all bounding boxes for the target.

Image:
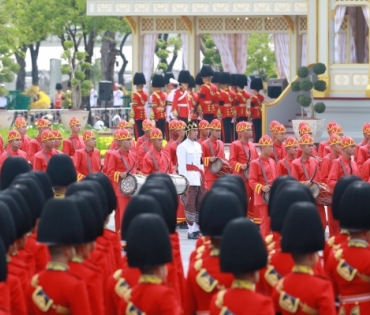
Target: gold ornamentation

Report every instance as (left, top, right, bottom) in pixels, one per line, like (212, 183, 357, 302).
(196, 268, 219, 292)
(232, 2, 250, 12)
(125, 302, 146, 315)
(139, 274, 162, 284)
(293, 2, 308, 12)
(125, 17, 137, 34)
(253, 3, 271, 12)
(155, 18, 175, 31)
(172, 3, 189, 13)
(279, 291, 300, 313)
(264, 265, 282, 286)
(265, 17, 289, 31)
(212, 3, 229, 12)
(336, 259, 357, 281)
(153, 3, 169, 13)
(191, 2, 210, 13)
(180, 16, 192, 32)
(133, 3, 150, 13)
(96, 3, 112, 13)
(198, 18, 223, 31)
(274, 3, 291, 12)
(115, 3, 131, 13)
(142, 18, 154, 31)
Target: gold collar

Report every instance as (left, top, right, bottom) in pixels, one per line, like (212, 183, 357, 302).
(210, 247, 220, 257)
(139, 275, 162, 285)
(231, 280, 255, 291)
(292, 265, 313, 275)
(348, 239, 368, 248)
(71, 256, 84, 263)
(46, 262, 69, 271)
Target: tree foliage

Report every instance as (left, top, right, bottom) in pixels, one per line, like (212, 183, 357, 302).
(155, 34, 182, 72)
(200, 35, 222, 70)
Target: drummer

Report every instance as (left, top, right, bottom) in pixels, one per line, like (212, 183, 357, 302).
(106, 129, 137, 232)
(201, 119, 226, 189)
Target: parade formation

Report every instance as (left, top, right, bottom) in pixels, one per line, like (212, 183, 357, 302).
(1, 64, 370, 315)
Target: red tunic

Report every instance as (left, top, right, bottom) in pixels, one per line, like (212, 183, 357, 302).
(142, 148, 172, 174)
(325, 239, 370, 314)
(210, 282, 275, 315)
(184, 248, 234, 315)
(250, 94, 264, 119)
(361, 158, 370, 182)
(6, 274, 27, 315)
(355, 140, 368, 163)
(320, 152, 337, 184)
(172, 89, 192, 119)
(0, 283, 10, 315)
(327, 156, 359, 190)
(136, 134, 150, 149)
(233, 90, 250, 118)
(90, 239, 115, 288)
(73, 148, 101, 181)
(131, 90, 148, 120)
(150, 91, 167, 120)
(189, 92, 199, 121)
(62, 135, 85, 157)
(356, 144, 370, 172)
(118, 276, 181, 315)
(276, 156, 295, 176)
(198, 83, 217, 115)
(28, 136, 43, 164)
(170, 233, 185, 309)
(25, 232, 50, 273)
(6, 134, 31, 154)
(0, 148, 28, 170)
(270, 142, 286, 163)
(218, 89, 235, 118)
(201, 138, 226, 189)
(317, 140, 328, 158)
(33, 149, 60, 171)
(167, 139, 181, 168)
(26, 262, 92, 315)
(136, 141, 152, 171)
(291, 157, 321, 183)
(102, 228, 122, 270)
(323, 231, 349, 263)
(272, 267, 336, 315)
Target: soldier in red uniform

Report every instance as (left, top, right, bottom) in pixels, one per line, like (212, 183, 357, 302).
(62, 117, 85, 157)
(272, 202, 336, 315)
(33, 130, 60, 171)
(0, 130, 28, 170)
(9, 116, 31, 154)
(292, 134, 326, 228)
(184, 190, 244, 315)
(327, 136, 359, 190)
(271, 123, 286, 163)
(210, 218, 274, 315)
(130, 72, 148, 138)
(201, 119, 226, 189)
(250, 77, 264, 143)
(142, 128, 173, 175)
(73, 130, 101, 181)
(210, 71, 221, 119)
(198, 65, 216, 123)
(198, 119, 209, 144)
(172, 70, 192, 123)
(218, 72, 235, 143)
(119, 213, 182, 315)
(249, 135, 277, 237)
(52, 130, 63, 152)
(28, 118, 49, 164)
(26, 198, 92, 315)
(317, 120, 338, 158)
(229, 121, 258, 220)
(325, 182, 370, 315)
(233, 74, 250, 123)
(106, 129, 137, 232)
(276, 137, 298, 176)
(354, 122, 370, 162)
(150, 73, 167, 135)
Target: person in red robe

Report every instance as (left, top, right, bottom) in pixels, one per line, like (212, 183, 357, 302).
(73, 130, 101, 181)
(33, 130, 61, 171)
(142, 128, 173, 174)
(229, 121, 258, 221)
(109, 120, 136, 153)
(276, 136, 298, 176)
(361, 158, 370, 182)
(197, 119, 209, 144)
(354, 122, 370, 162)
(0, 130, 28, 170)
(52, 130, 63, 152)
(62, 117, 85, 157)
(8, 116, 31, 154)
(356, 139, 370, 173)
(166, 120, 186, 171)
(136, 119, 155, 171)
(172, 70, 192, 124)
(270, 123, 286, 163)
(166, 119, 179, 146)
(201, 119, 226, 189)
(106, 129, 137, 232)
(296, 123, 319, 158)
(135, 119, 154, 148)
(291, 134, 326, 228)
(269, 120, 280, 142)
(28, 118, 49, 164)
(317, 120, 338, 158)
(321, 124, 344, 157)
(249, 135, 277, 237)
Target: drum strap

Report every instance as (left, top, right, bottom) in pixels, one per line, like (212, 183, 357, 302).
(69, 137, 77, 152)
(84, 150, 93, 174)
(143, 143, 149, 153)
(207, 139, 220, 157)
(41, 150, 50, 163)
(339, 158, 352, 175)
(284, 159, 292, 176)
(118, 150, 133, 173)
(240, 141, 251, 165)
(148, 151, 160, 172)
(272, 146, 278, 163)
(258, 159, 270, 185)
(36, 138, 44, 149)
(300, 159, 317, 181)
(326, 153, 333, 162)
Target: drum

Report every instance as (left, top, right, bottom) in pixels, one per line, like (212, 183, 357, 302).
(169, 174, 189, 195)
(313, 182, 332, 206)
(262, 190, 270, 205)
(119, 174, 147, 196)
(210, 158, 233, 177)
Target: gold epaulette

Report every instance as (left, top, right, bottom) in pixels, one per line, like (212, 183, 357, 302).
(125, 302, 145, 315)
(113, 269, 132, 298)
(264, 265, 282, 287)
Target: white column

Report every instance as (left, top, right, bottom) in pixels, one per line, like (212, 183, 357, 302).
(289, 17, 299, 81)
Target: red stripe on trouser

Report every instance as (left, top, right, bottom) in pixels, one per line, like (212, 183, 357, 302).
(256, 205, 270, 238)
(316, 204, 327, 230)
(327, 206, 340, 237)
(114, 195, 131, 232)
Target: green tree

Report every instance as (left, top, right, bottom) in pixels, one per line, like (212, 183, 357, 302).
(200, 34, 222, 70)
(155, 34, 182, 72)
(246, 34, 277, 81)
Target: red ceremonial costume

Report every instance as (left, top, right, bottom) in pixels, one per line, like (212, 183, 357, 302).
(270, 125, 286, 163)
(130, 88, 148, 138)
(250, 93, 264, 142)
(361, 158, 370, 182)
(28, 118, 49, 164)
(6, 117, 31, 153)
(0, 130, 28, 169)
(356, 143, 370, 172)
(172, 88, 192, 121)
(198, 82, 217, 118)
(276, 136, 297, 176)
(197, 120, 209, 145)
(317, 121, 338, 158)
(33, 130, 61, 171)
(62, 135, 84, 157)
(233, 89, 250, 120)
(218, 87, 235, 143)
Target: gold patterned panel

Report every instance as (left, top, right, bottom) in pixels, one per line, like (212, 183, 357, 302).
(115, 3, 131, 13)
(299, 17, 307, 31)
(155, 18, 175, 31)
(153, 3, 169, 13)
(191, 2, 210, 13)
(96, 3, 113, 13)
(212, 3, 230, 12)
(142, 18, 155, 31)
(293, 2, 308, 12)
(264, 17, 289, 31)
(225, 18, 263, 31)
(134, 3, 150, 13)
(333, 74, 350, 86)
(198, 18, 223, 31)
(172, 2, 189, 13)
(176, 18, 188, 31)
(274, 3, 291, 12)
(253, 3, 271, 12)
(232, 2, 250, 12)
(352, 74, 368, 86)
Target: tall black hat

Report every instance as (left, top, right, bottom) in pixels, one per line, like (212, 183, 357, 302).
(152, 74, 165, 88)
(221, 218, 267, 274)
(133, 72, 146, 85)
(235, 74, 248, 89)
(200, 64, 214, 78)
(195, 72, 203, 85)
(83, 173, 116, 214)
(230, 74, 238, 86)
(0, 157, 31, 190)
(145, 173, 178, 208)
(46, 155, 76, 187)
(332, 175, 362, 221)
(67, 195, 99, 243)
(250, 77, 263, 91)
(339, 181, 370, 231)
(121, 195, 163, 241)
(188, 75, 196, 89)
(268, 176, 297, 216)
(200, 190, 244, 237)
(178, 70, 191, 84)
(282, 202, 325, 254)
(0, 238, 7, 282)
(270, 184, 314, 233)
(55, 83, 63, 90)
(0, 201, 16, 250)
(139, 189, 176, 234)
(31, 171, 54, 201)
(220, 72, 231, 85)
(211, 71, 221, 84)
(37, 199, 84, 245)
(126, 213, 172, 268)
(164, 72, 175, 85)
